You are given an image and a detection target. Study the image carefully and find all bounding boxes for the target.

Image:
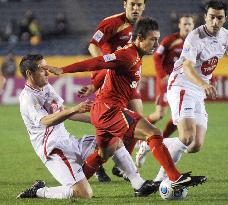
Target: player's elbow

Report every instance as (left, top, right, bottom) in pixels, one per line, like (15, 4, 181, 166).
(40, 118, 53, 127)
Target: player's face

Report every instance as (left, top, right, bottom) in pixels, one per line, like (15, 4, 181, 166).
(31, 59, 49, 88)
(124, 0, 145, 23)
(205, 8, 227, 35)
(179, 17, 194, 37)
(139, 30, 160, 54)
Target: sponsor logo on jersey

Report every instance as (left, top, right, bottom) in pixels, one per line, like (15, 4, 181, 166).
(93, 30, 104, 42)
(103, 53, 116, 62)
(184, 107, 193, 111)
(201, 56, 218, 76)
(183, 47, 190, 53)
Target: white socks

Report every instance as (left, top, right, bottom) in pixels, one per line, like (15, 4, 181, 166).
(112, 146, 145, 190)
(36, 185, 73, 199)
(154, 137, 188, 182)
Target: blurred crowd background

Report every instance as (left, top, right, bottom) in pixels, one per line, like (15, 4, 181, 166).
(0, 0, 227, 78)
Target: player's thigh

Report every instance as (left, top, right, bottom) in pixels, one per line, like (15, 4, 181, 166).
(167, 89, 195, 125)
(72, 178, 93, 198)
(177, 118, 197, 145)
(45, 150, 85, 186)
(134, 117, 162, 140)
(128, 98, 143, 116)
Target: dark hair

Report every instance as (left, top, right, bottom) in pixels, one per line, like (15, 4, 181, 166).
(204, 0, 227, 16)
(19, 54, 43, 79)
(178, 15, 194, 23)
(124, 0, 147, 3)
(132, 17, 159, 41)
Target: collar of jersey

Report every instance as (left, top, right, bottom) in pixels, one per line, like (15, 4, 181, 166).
(203, 25, 218, 38)
(25, 83, 42, 92)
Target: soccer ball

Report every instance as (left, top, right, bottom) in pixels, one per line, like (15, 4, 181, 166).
(159, 178, 188, 200)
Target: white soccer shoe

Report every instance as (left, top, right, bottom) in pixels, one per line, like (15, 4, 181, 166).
(135, 141, 150, 168)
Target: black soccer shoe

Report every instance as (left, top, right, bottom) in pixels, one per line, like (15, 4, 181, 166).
(17, 180, 45, 199)
(112, 166, 123, 177)
(152, 181, 162, 192)
(134, 180, 158, 197)
(171, 172, 207, 190)
(95, 166, 111, 182)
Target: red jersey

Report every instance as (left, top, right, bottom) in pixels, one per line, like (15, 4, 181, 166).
(62, 44, 142, 108)
(154, 33, 184, 79)
(90, 12, 133, 54)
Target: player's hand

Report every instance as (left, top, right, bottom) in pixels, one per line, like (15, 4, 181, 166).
(72, 100, 93, 113)
(78, 84, 96, 98)
(42, 65, 63, 75)
(202, 83, 217, 99)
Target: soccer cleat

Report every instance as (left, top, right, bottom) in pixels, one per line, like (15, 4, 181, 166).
(135, 141, 150, 168)
(95, 166, 111, 182)
(17, 180, 45, 199)
(112, 166, 129, 181)
(134, 180, 159, 197)
(171, 172, 207, 190)
(112, 166, 124, 177)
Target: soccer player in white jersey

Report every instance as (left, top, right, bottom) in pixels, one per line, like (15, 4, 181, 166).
(154, 0, 228, 182)
(17, 54, 158, 199)
(17, 54, 96, 199)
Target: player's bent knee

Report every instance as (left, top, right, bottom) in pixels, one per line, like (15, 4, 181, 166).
(188, 143, 203, 153)
(73, 188, 93, 199)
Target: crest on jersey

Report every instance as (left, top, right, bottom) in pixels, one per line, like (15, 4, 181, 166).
(93, 30, 104, 43)
(103, 53, 116, 62)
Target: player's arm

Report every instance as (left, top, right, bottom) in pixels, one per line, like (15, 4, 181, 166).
(154, 47, 168, 80)
(44, 50, 131, 75)
(88, 43, 103, 57)
(60, 105, 91, 123)
(182, 60, 216, 99)
(40, 101, 92, 127)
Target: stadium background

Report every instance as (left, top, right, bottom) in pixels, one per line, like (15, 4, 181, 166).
(0, 0, 228, 104)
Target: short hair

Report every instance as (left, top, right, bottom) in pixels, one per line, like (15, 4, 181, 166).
(124, 0, 147, 3)
(19, 54, 43, 79)
(204, 0, 227, 16)
(178, 15, 194, 23)
(132, 17, 159, 41)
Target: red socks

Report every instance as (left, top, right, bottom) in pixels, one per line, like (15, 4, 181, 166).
(82, 150, 105, 179)
(147, 135, 181, 181)
(163, 119, 177, 138)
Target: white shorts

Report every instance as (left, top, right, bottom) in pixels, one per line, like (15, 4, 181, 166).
(45, 135, 96, 186)
(167, 88, 208, 129)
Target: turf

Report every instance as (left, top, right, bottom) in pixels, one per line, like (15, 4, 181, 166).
(0, 102, 227, 205)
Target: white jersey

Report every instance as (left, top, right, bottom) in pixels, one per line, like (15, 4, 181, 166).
(168, 25, 228, 97)
(19, 83, 71, 162)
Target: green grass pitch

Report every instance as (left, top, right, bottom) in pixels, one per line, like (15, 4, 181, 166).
(0, 102, 227, 205)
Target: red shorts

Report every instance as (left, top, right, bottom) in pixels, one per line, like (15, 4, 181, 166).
(155, 80, 168, 107)
(91, 102, 141, 148)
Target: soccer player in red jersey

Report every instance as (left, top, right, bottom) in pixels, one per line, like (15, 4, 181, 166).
(45, 17, 207, 196)
(79, 0, 147, 181)
(135, 15, 195, 169)
(149, 15, 195, 136)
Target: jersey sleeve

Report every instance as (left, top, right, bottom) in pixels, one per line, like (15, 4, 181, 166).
(62, 47, 133, 73)
(153, 36, 172, 78)
(180, 32, 199, 64)
(90, 18, 117, 48)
